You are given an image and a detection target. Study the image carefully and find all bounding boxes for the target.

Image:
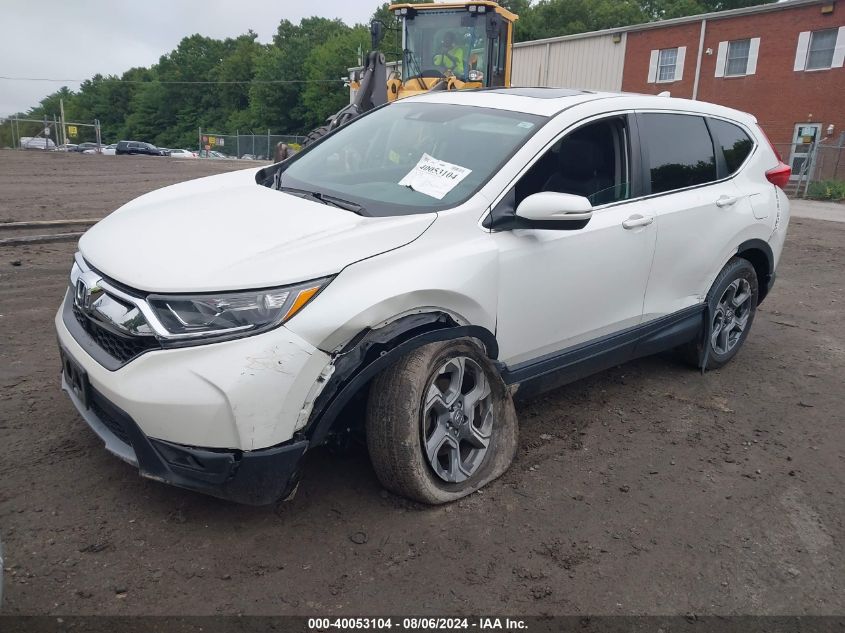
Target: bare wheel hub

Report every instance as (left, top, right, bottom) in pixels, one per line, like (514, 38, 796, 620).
(422, 356, 494, 483)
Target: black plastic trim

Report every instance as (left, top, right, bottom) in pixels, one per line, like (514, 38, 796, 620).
(501, 304, 705, 396)
(305, 313, 498, 446)
(77, 385, 306, 505)
(704, 117, 728, 180)
(736, 238, 775, 304)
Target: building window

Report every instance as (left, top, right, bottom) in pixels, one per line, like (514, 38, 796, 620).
(657, 48, 678, 81)
(806, 28, 837, 69)
(648, 46, 686, 83)
(795, 27, 845, 71)
(725, 39, 751, 75)
(716, 38, 760, 77)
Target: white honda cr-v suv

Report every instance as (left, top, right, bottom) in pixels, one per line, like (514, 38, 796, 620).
(56, 88, 791, 505)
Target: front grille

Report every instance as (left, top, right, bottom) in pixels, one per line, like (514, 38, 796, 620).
(89, 389, 131, 445)
(72, 303, 160, 363)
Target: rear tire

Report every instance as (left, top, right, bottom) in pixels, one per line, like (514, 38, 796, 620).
(302, 125, 331, 148)
(365, 340, 518, 504)
(681, 257, 759, 370)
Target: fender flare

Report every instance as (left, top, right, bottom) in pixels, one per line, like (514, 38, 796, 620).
(305, 312, 498, 446)
(736, 238, 774, 303)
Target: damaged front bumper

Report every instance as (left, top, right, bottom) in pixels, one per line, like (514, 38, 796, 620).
(56, 291, 331, 505)
(61, 373, 308, 505)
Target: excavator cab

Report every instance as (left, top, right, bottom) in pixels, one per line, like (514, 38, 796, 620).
(388, 2, 517, 100)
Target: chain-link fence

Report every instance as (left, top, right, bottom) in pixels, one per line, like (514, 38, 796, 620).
(1, 116, 103, 150)
(771, 140, 845, 199)
(197, 130, 306, 160)
(2, 117, 61, 150)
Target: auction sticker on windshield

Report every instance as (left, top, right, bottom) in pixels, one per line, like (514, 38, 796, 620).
(398, 153, 472, 200)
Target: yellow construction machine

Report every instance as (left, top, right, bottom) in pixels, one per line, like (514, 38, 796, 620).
(302, 1, 518, 146)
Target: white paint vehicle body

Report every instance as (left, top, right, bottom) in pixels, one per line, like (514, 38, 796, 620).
(56, 89, 790, 505)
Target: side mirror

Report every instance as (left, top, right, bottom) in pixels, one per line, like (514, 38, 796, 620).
(515, 192, 593, 229)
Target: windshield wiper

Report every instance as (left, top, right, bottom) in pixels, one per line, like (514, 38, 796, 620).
(280, 187, 365, 215)
(318, 193, 366, 214)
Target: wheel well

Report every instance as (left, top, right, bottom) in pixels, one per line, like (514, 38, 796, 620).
(305, 312, 499, 447)
(736, 246, 772, 304)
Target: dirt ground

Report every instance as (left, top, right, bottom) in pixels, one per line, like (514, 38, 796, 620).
(0, 150, 843, 616)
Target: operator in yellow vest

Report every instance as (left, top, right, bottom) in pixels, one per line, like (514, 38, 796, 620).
(433, 31, 465, 75)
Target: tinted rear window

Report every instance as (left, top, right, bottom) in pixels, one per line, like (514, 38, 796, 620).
(708, 118, 754, 175)
(640, 113, 717, 194)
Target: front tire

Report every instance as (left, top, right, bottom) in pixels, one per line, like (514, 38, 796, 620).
(365, 340, 518, 504)
(682, 257, 759, 370)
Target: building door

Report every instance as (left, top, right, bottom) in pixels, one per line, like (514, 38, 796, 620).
(788, 123, 822, 180)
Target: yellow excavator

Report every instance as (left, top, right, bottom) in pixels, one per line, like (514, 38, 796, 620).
(301, 1, 518, 146)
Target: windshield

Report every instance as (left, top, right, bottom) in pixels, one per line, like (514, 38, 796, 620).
(277, 103, 545, 216)
(403, 10, 489, 83)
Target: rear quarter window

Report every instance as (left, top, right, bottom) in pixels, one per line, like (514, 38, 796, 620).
(708, 118, 754, 175)
(639, 113, 717, 194)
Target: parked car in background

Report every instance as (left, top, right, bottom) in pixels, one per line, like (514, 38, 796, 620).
(57, 143, 79, 152)
(115, 140, 165, 156)
(102, 144, 118, 156)
(20, 137, 56, 150)
(55, 89, 791, 506)
(78, 142, 105, 154)
(168, 148, 197, 159)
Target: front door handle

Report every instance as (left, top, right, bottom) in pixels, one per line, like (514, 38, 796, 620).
(622, 214, 654, 229)
(716, 195, 741, 208)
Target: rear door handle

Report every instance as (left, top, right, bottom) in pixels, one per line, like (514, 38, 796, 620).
(716, 195, 741, 208)
(622, 214, 654, 229)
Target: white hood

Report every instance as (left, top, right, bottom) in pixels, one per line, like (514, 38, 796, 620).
(79, 168, 436, 293)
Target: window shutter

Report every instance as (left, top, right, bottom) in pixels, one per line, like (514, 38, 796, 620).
(794, 31, 810, 71)
(647, 50, 659, 83)
(747, 37, 761, 75)
(715, 41, 728, 77)
(674, 46, 686, 81)
(833, 26, 845, 68)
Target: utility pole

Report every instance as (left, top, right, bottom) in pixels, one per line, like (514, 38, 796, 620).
(60, 98, 67, 146)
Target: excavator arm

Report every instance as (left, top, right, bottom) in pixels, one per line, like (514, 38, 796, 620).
(301, 22, 387, 148)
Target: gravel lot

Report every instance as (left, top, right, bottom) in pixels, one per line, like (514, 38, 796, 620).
(0, 150, 843, 616)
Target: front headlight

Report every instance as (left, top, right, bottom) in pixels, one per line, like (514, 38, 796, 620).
(147, 278, 330, 340)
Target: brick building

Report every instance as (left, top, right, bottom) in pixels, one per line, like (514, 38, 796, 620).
(511, 0, 845, 174)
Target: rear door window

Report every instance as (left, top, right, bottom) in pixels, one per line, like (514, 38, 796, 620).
(638, 113, 717, 194)
(708, 118, 754, 176)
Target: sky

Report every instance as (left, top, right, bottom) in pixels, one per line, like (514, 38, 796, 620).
(0, 0, 376, 117)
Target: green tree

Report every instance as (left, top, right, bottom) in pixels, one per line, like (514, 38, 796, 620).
(251, 17, 351, 134)
(302, 25, 370, 130)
